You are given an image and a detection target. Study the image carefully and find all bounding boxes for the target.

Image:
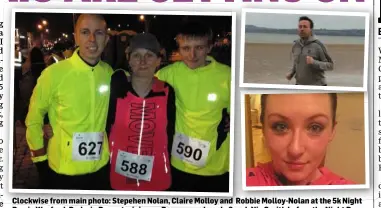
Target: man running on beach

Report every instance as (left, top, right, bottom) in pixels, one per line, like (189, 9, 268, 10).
(286, 16, 334, 86)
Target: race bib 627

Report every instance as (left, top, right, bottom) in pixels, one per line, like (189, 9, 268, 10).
(72, 132, 104, 161)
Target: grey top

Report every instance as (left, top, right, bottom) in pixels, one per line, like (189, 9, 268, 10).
(289, 35, 334, 86)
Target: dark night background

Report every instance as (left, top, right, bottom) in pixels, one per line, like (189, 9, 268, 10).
(15, 12, 232, 53)
(13, 12, 233, 190)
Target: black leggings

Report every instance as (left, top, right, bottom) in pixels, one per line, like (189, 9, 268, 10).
(168, 166, 229, 192)
(43, 164, 111, 190)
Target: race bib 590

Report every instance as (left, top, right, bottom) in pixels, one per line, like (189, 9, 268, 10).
(171, 133, 210, 167)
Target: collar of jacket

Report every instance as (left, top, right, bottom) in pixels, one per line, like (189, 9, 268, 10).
(298, 35, 318, 46)
(70, 48, 102, 71)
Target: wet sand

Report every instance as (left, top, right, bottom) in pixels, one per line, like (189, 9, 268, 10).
(243, 43, 365, 87)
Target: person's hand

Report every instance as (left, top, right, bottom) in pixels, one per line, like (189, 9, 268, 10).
(306, 56, 314, 65)
(43, 124, 53, 139)
(286, 73, 293, 81)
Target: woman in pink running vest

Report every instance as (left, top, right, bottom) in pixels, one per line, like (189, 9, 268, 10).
(246, 93, 356, 186)
(106, 33, 175, 191)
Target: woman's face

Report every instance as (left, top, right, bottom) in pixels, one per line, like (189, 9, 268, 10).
(128, 48, 161, 78)
(262, 94, 336, 185)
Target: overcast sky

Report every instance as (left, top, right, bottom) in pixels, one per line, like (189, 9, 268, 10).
(245, 13, 366, 30)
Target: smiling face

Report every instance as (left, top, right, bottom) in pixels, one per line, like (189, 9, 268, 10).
(74, 14, 109, 65)
(128, 48, 161, 78)
(261, 94, 337, 185)
(177, 36, 212, 69)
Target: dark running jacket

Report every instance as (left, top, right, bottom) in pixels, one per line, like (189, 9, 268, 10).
(289, 35, 334, 86)
(106, 70, 175, 191)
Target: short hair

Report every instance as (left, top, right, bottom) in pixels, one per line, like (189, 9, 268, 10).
(75, 14, 107, 32)
(176, 21, 213, 45)
(299, 16, 314, 29)
(260, 93, 337, 124)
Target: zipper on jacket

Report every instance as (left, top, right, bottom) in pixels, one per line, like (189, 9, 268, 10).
(298, 45, 304, 64)
(136, 99, 146, 187)
(91, 68, 95, 125)
(138, 99, 146, 156)
(91, 68, 95, 166)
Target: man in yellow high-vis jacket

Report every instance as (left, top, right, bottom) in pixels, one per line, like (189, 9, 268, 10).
(25, 14, 112, 190)
(156, 22, 231, 192)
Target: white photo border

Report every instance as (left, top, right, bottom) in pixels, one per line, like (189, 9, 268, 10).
(240, 90, 370, 191)
(239, 8, 370, 92)
(9, 8, 237, 197)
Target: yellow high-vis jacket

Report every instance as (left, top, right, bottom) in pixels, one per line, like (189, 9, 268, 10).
(156, 56, 231, 176)
(26, 50, 113, 176)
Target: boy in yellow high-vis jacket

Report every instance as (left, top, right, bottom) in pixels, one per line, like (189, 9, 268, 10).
(156, 22, 231, 192)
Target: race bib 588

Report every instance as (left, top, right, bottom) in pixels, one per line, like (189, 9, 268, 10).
(115, 150, 154, 181)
